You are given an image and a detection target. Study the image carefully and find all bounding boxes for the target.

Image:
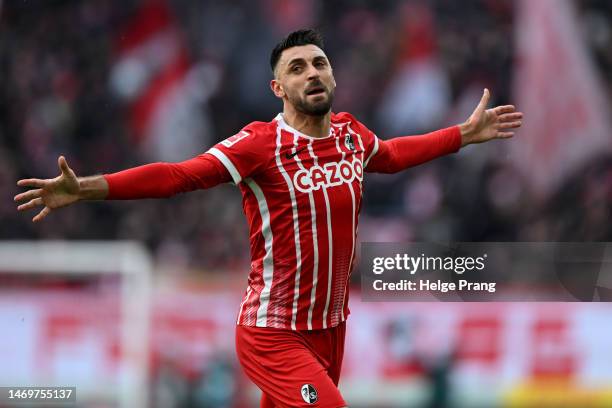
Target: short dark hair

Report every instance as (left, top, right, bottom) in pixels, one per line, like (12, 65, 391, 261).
(270, 29, 325, 74)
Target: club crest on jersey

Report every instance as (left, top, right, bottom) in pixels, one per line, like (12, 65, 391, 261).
(344, 134, 355, 150)
(301, 384, 318, 404)
(293, 159, 363, 193)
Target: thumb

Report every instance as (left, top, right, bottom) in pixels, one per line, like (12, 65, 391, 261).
(58, 156, 72, 176)
(475, 88, 490, 114)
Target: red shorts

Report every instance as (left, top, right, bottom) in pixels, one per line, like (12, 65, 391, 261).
(235, 322, 347, 408)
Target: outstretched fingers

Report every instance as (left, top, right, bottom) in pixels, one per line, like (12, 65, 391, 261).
(494, 105, 516, 115)
(17, 178, 48, 188)
(58, 155, 72, 176)
(498, 112, 523, 122)
(17, 197, 44, 212)
(33, 206, 52, 223)
(497, 131, 515, 139)
(475, 88, 491, 114)
(497, 121, 522, 130)
(14, 188, 42, 203)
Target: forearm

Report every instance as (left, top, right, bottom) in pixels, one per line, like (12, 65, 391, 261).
(103, 155, 231, 200)
(104, 163, 182, 200)
(366, 126, 462, 173)
(78, 176, 109, 200)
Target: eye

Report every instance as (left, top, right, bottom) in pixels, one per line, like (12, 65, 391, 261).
(291, 65, 303, 73)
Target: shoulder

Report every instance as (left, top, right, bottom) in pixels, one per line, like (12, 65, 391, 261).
(333, 112, 379, 160)
(219, 120, 277, 150)
(333, 111, 376, 142)
(208, 120, 278, 184)
(331, 111, 357, 125)
(332, 112, 373, 135)
(241, 120, 277, 137)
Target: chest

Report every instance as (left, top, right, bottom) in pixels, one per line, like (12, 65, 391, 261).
(268, 135, 365, 195)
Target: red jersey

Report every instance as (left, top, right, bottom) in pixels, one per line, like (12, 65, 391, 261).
(104, 111, 460, 331)
(207, 112, 378, 330)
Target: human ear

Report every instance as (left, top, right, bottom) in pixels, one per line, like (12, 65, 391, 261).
(270, 79, 285, 98)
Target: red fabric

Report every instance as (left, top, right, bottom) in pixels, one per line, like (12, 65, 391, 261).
(366, 125, 462, 173)
(235, 322, 347, 408)
(207, 112, 460, 331)
(103, 113, 461, 333)
(103, 154, 231, 200)
(220, 113, 375, 330)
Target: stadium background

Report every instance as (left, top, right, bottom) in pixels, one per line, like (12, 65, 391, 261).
(1, 0, 611, 407)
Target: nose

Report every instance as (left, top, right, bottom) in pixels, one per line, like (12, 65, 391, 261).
(306, 63, 320, 80)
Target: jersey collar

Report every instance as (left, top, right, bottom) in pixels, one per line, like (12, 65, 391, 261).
(275, 113, 335, 140)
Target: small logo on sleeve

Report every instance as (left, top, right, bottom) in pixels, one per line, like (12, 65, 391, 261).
(221, 130, 250, 148)
(301, 384, 318, 404)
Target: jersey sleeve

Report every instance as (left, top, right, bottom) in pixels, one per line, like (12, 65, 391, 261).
(362, 131, 382, 169)
(103, 154, 231, 200)
(205, 122, 269, 184)
(365, 126, 462, 173)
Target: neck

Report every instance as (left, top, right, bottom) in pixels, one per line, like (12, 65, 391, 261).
(282, 103, 331, 138)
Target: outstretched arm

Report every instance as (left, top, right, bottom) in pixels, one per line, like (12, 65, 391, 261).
(15, 156, 106, 222)
(103, 155, 230, 199)
(366, 126, 462, 173)
(366, 88, 523, 173)
(15, 154, 230, 222)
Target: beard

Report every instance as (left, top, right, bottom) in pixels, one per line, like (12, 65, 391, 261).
(290, 87, 335, 117)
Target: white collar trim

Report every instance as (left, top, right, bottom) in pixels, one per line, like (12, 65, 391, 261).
(275, 113, 334, 140)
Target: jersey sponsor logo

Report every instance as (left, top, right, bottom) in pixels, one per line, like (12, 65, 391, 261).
(221, 130, 250, 148)
(301, 384, 318, 404)
(293, 159, 363, 193)
(344, 134, 355, 150)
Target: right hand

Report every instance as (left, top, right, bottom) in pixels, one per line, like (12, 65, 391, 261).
(15, 156, 81, 222)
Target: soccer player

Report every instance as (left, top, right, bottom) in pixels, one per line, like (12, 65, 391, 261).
(15, 29, 522, 407)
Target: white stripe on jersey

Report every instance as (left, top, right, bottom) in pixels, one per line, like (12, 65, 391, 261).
(207, 147, 242, 184)
(321, 206, 333, 328)
(346, 124, 367, 321)
(291, 136, 319, 330)
(244, 178, 275, 327)
(304, 139, 322, 329)
(312, 147, 334, 330)
(274, 125, 303, 330)
(237, 285, 252, 325)
(348, 124, 366, 166)
(364, 135, 380, 167)
(334, 131, 356, 323)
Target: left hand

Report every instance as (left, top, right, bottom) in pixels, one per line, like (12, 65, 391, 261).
(459, 88, 523, 146)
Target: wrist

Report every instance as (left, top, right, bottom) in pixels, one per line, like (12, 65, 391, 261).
(76, 178, 88, 201)
(78, 176, 108, 200)
(458, 122, 474, 147)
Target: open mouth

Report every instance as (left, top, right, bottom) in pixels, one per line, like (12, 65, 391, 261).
(305, 86, 326, 96)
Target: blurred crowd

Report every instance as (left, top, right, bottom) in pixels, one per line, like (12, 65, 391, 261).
(2, 0, 611, 273)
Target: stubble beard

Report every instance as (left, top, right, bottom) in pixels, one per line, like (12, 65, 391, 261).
(291, 88, 335, 117)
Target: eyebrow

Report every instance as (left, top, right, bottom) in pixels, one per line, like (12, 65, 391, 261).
(287, 58, 306, 68)
(286, 55, 328, 69)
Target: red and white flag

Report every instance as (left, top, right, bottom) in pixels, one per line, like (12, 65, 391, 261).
(511, 0, 611, 198)
(110, 0, 218, 162)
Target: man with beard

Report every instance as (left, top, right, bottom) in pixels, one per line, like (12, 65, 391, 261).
(15, 29, 522, 407)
